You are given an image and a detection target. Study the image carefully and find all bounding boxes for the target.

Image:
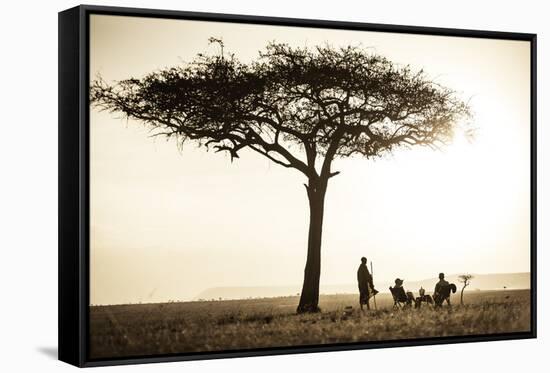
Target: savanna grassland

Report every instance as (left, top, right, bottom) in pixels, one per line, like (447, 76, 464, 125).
(89, 289, 531, 359)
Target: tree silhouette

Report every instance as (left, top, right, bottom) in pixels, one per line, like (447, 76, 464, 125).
(91, 40, 471, 313)
(458, 274, 474, 305)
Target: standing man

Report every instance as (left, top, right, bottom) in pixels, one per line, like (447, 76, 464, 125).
(433, 272, 451, 306)
(357, 257, 377, 311)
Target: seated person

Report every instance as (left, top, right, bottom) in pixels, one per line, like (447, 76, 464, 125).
(433, 273, 456, 307)
(415, 286, 433, 308)
(390, 278, 415, 306)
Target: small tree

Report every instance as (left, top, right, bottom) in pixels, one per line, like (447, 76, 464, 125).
(91, 39, 471, 313)
(458, 274, 474, 305)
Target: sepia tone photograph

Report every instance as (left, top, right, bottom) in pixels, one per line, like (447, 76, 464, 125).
(88, 13, 532, 360)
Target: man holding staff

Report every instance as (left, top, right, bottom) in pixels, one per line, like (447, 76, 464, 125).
(357, 257, 378, 311)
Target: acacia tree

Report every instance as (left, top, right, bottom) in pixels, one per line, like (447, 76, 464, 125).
(458, 274, 474, 305)
(91, 40, 471, 313)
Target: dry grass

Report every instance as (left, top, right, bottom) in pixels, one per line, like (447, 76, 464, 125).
(89, 289, 530, 359)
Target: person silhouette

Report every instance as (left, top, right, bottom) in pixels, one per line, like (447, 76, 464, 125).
(434, 272, 451, 306)
(357, 257, 376, 311)
(392, 278, 415, 306)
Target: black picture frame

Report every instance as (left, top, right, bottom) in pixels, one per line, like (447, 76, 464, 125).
(58, 4, 537, 368)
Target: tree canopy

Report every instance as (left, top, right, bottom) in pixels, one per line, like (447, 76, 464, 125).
(459, 274, 474, 284)
(91, 40, 471, 182)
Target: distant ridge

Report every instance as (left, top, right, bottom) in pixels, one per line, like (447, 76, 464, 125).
(194, 272, 530, 301)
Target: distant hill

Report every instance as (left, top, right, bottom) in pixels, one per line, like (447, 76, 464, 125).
(194, 272, 530, 300)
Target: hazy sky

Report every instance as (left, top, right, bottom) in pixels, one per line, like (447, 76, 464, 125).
(90, 14, 531, 305)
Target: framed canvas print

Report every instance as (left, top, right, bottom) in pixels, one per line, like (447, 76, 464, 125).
(58, 5, 537, 367)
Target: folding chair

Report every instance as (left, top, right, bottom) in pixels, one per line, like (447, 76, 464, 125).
(389, 286, 414, 310)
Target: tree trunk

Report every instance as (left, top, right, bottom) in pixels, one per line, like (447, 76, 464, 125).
(297, 178, 327, 314)
(460, 285, 466, 305)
